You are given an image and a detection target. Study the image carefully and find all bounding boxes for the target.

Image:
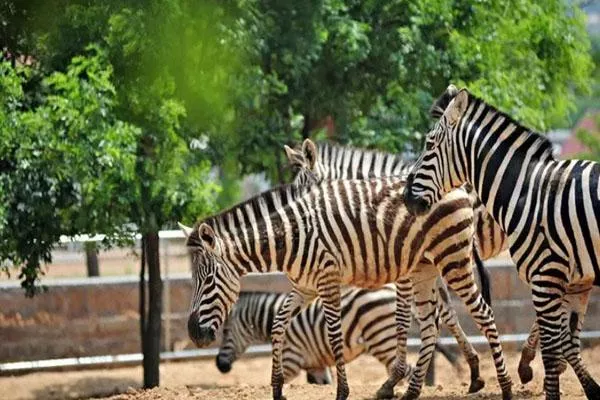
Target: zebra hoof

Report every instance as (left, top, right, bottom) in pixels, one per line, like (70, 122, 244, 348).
(468, 377, 485, 393)
(400, 389, 420, 400)
(502, 387, 513, 400)
(375, 385, 395, 399)
(518, 362, 534, 384)
(584, 379, 600, 399)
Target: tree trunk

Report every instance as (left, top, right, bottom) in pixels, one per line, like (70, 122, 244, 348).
(139, 236, 147, 368)
(85, 242, 99, 277)
(302, 113, 311, 139)
(141, 231, 162, 388)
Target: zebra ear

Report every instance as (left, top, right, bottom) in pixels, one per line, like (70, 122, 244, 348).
(284, 144, 304, 167)
(447, 89, 469, 124)
(178, 222, 193, 238)
(198, 223, 218, 253)
(301, 139, 317, 170)
(429, 84, 459, 119)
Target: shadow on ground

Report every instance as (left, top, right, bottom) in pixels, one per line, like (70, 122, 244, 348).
(31, 377, 139, 400)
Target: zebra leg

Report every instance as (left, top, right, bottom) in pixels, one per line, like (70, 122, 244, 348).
(399, 273, 440, 400)
(436, 282, 484, 393)
(271, 289, 306, 400)
(375, 278, 413, 399)
(318, 276, 349, 400)
(518, 322, 539, 384)
(306, 368, 332, 385)
(562, 289, 600, 399)
(282, 347, 308, 384)
(442, 267, 512, 400)
(519, 318, 569, 385)
(531, 277, 566, 400)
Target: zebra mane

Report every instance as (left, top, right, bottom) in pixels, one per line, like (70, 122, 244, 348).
(465, 91, 556, 160)
(191, 182, 305, 240)
(317, 141, 413, 167)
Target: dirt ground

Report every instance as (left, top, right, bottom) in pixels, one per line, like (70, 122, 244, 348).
(1, 347, 598, 400)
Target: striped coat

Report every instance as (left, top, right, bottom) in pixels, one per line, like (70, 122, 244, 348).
(182, 176, 510, 400)
(216, 286, 468, 382)
(405, 85, 600, 400)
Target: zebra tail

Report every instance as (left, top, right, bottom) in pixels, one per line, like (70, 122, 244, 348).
(473, 247, 492, 306)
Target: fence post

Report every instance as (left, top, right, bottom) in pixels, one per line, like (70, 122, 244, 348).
(163, 237, 171, 351)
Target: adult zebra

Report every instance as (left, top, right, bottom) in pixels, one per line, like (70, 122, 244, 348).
(216, 285, 467, 383)
(285, 139, 493, 389)
(180, 176, 512, 400)
(404, 85, 600, 400)
(284, 138, 566, 383)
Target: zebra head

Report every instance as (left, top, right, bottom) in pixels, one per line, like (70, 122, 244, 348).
(180, 222, 242, 348)
(405, 85, 469, 216)
(284, 138, 323, 187)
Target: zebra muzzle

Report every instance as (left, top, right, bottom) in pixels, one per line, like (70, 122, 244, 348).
(216, 354, 233, 373)
(188, 314, 216, 347)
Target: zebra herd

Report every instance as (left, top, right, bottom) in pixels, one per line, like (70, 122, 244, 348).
(180, 85, 599, 400)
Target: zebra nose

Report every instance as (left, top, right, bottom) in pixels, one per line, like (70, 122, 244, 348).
(216, 354, 232, 373)
(403, 182, 430, 216)
(187, 313, 216, 347)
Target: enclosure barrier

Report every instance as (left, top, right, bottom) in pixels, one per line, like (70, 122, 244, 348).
(3, 331, 600, 375)
(1, 231, 598, 376)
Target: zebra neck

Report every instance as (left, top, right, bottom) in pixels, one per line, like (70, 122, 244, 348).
(460, 99, 555, 232)
(211, 212, 294, 274)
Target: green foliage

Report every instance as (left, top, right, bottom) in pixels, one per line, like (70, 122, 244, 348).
(223, 0, 593, 176)
(0, 47, 139, 295)
(575, 113, 600, 162)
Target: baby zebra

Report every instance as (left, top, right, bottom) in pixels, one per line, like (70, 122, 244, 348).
(216, 286, 469, 383)
(284, 138, 566, 384)
(404, 85, 600, 400)
(181, 176, 511, 400)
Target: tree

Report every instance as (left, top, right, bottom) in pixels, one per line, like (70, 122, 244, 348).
(223, 0, 592, 181)
(0, 47, 139, 295)
(1, 0, 231, 387)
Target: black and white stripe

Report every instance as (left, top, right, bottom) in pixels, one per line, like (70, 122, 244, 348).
(216, 286, 473, 383)
(405, 85, 600, 400)
(181, 176, 510, 400)
(285, 138, 568, 384)
(285, 139, 508, 261)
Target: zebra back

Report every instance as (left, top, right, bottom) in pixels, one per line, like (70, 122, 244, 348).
(285, 139, 507, 261)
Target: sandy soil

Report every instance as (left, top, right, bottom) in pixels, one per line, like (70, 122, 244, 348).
(1, 347, 597, 400)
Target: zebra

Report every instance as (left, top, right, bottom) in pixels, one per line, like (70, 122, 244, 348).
(403, 85, 600, 400)
(284, 139, 493, 388)
(180, 175, 512, 400)
(284, 138, 564, 383)
(216, 285, 468, 384)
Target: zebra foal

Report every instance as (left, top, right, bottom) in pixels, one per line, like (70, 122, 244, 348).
(181, 176, 511, 400)
(404, 85, 600, 400)
(216, 286, 466, 383)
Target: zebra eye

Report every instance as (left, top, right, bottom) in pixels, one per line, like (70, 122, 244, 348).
(425, 141, 435, 151)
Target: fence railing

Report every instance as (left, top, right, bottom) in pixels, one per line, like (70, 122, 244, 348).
(1, 230, 598, 376)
